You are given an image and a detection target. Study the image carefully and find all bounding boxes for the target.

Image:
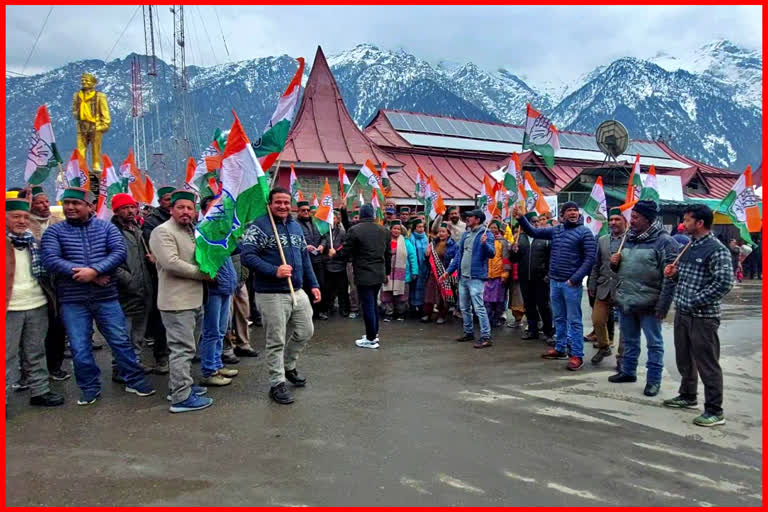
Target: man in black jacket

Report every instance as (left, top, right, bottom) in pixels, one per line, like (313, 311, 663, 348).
(296, 199, 328, 320)
(511, 212, 553, 342)
(110, 194, 155, 380)
(140, 185, 175, 374)
(331, 205, 391, 349)
(324, 210, 350, 317)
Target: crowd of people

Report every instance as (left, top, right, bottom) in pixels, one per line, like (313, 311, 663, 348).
(6, 184, 738, 426)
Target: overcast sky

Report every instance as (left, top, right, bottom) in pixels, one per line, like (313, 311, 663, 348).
(6, 5, 762, 85)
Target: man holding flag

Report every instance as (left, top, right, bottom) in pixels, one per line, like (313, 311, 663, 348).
(295, 198, 328, 320)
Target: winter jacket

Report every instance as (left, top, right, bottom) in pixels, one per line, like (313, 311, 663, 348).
(445, 226, 496, 280)
(208, 256, 239, 297)
(142, 206, 171, 245)
(149, 218, 208, 311)
(231, 253, 249, 285)
(510, 233, 550, 281)
(28, 213, 63, 241)
(41, 214, 127, 304)
(408, 231, 429, 271)
(404, 237, 418, 283)
(487, 238, 511, 279)
(297, 216, 328, 265)
(337, 218, 392, 287)
(518, 213, 596, 284)
(240, 214, 319, 293)
(325, 223, 348, 273)
(587, 233, 622, 302)
(112, 217, 154, 315)
(612, 224, 679, 316)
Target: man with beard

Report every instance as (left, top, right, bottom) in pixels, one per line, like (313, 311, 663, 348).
(608, 200, 679, 397)
(150, 190, 214, 413)
(432, 206, 466, 243)
(295, 199, 328, 320)
(110, 193, 155, 380)
(141, 185, 175, 374)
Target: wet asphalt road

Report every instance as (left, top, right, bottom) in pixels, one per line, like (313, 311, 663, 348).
(5, 281, 763, 506)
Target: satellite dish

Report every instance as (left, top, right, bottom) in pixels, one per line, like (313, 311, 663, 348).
(596, 120, 629, 162)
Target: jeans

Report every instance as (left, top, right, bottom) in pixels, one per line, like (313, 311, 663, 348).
(201, 294, 231, 378)
(358, 284, 381, 341)
(550, 280, 584, 358)
(619, 310, 664, 384)
(459, 278, 491, 339)
(254, 289, 314, 386)
(60, 300, 147, 399)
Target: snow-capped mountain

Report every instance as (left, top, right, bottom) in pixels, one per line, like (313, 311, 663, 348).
(5, 40, 762, 192)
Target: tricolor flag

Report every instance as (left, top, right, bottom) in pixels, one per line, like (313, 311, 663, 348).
(186, 132, 224, 199)
(144, 173, 158, 207)
(583, 176, 609, 238)
(312, 179, 335, 235)
(626, 154, 643, 203)
(353, 159, 384, 203)
(371, 189, 383, 223)
(380, 162, 392, 197)
(195, 111, 269, 277)
(523, 171, 550, 215)
(477, 175, 498, 224)
(522, 103, 560, 168)
(25, 105, 62, 185)
(719, 165, 762, 244)
(503, 152, 525, 210)
(96, 154, 125, 221)
(427, 175, 446, 219)
(310, 192, 319, 210)
(120, 149, 147, 203)
(415, 167, 429, 205)
(253, 57, 305, 171)
(64, 149, 90, 190)
(289, 164, 302, 206)
(338, 164, 353, 208)
(640, 165, 659, 202)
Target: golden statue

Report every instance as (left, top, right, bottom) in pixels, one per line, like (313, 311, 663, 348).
(72, 72, 111, 194)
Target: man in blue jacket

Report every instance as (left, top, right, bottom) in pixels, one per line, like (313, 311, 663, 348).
(240, 187, 320, 405)
(440, 209, 496, 348)
(41, 187, 155, 405)
(513, 201, 596, 370)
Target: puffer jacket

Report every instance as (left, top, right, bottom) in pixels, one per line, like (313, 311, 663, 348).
(518, 213, 596, 284)
(404, 237, 418, 283)
(208, 256, 239, 297)
(112, 217, 153, 315)
(41, 214, 127, 303)
(613, 223, 679, 316)
(325, 223, 347, 273)
(510, 233, 550, 281)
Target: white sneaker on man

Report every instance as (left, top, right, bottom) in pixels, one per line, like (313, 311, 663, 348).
(355, 336, 380, 349)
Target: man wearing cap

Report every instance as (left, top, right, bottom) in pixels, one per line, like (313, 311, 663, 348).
(6, 198, 65, 407)
(440, 209, 496, 348)
(399, 207, 412, 236)
(512, 201, 596, 371)
(511, 211, 554, 343)
(295, 199, 328, 320)
(673, 223, 691, 246)
(608, 200, 679, 397)
(141, 185, 175, 375)
(41, 187, 155, 405)
(384, 206, 396, 224)
(110, 193, 155, 378)
(241, 187, 320, 404)
(587, 207, 626, 366)
(150, 189, 214, 413)
(17, 186, 69, 381)
(331, 204, 391, 348)
(431, 206, 466, 244)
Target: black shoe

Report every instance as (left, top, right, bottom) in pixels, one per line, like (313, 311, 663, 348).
(221, 353, 240, 365)
(63, 348, 73, 359)
(154, 359, 169, 375)
(521, 332, 539, 341)
(30, 391, 65, 407)
(456, 334, 474, 342)
(285, 369, 307, 387)
(269, 382, 294, 404)
(318, 312, 329, 321)
(590, 348, 612, 365)
(608, 373, 637, 383)
(112, 370, 126, 384)
(644, 382, 661, 397)
(192, 355, 201, 363)
(234, 346, 259, 358)
(49, 369, 71, 381)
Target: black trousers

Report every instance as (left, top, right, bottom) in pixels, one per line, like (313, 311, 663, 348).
(324, 269, 350, 315)
(305, 260, 326, 315)
(45, 306, 66, 373)
(519, 278, 553, 337)
(144, 274, 168, 362)
(674, 312, 723, 415)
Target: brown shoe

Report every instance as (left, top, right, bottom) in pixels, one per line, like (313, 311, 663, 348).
(218, 367, 239, 378)
(201, 373, 232, 386)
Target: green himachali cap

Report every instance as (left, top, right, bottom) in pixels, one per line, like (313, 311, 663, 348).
(609, 207, 622, 217)
(389, 220, 402, 227)
(61, 187, 89, 202)
(297, 200, 309, 208)
(524, 211, 538, 220)
(6, 198, 30, 212)
(158, 186, 176, 198)
(170, 189, 196, 205)
(400, 206, 410, 213)
(31, 186, 45, 197)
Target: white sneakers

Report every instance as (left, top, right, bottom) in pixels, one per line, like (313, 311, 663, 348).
(355, 335, 380, 349)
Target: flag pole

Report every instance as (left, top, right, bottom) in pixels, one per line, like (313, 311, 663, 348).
(617, 228, 629, 254)
(270, 159, 283, 189)
(266, 205, 297, 306)
(671, 240, 693, 266)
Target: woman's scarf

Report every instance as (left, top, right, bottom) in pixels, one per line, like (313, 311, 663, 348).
(384, 235, 408, 295)
(7, 231, 45, 280)
(429, 239, 455, 305)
